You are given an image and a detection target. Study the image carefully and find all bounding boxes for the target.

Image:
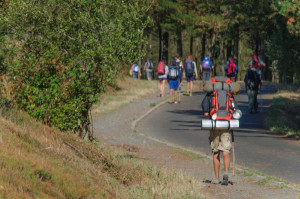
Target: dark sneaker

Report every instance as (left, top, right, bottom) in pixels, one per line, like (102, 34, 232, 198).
(221, 174, 229, 185)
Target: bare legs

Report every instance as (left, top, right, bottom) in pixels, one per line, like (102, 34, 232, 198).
(160, 79, 166, 97)
(169, 89, 178, 102)
(213, 151, 230, 178)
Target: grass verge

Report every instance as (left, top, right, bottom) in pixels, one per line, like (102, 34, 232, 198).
(0, 80, 206, 198)
(266, 91, 300, 138)
(92, 77, 159, 116)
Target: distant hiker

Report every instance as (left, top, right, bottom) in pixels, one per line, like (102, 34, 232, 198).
(200, 56, 214, 85)
(168, 60, 182, 104)
(224, 57, 238, 82)
(157, 58, 168, 97)
(250, 54, 265, 80)
(131, 63, 141, 79)
(184, 55, 198, 96)
(175, 54, 184, 72)
(201, 76, 241, 185)
(244, 67, 261, 113)
(144, 59, 154, 80)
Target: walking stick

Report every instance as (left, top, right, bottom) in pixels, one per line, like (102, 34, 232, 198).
(232, 131, 235, 176)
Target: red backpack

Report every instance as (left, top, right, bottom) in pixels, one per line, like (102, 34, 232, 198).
(227, 60, 236, 75)
(157, 61, 165, 75)
(210, 77, 234, 121)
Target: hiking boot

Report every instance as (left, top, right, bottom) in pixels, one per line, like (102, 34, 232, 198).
(211, 178, 220, 184)
(174, 101, 178, 104)
(221, 173, 229, 185)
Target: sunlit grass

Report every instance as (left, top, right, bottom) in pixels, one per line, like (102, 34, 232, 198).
(266, 91, 300, 138)
(0, 102, 206, 199)
(92, 76, 159, 115)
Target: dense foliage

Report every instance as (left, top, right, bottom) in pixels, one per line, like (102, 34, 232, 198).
(0, 0, 152, 138)
(152, 0, 299, 83)
(0, 0, 299, 138)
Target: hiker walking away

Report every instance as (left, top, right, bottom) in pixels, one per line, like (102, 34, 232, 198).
(168, 60, 182, 104)
(144, 59, 154, 80)
(184, 55, 197, 96)
(201, 76, 240, 185)
(224, 56, 238, 82)
(200, 56, 214, 86)
(250, 54, 265, 81)
(175, 54, 184, 72)
(131, 62, 141, 79)
(244, 67, 261, 113)
(157, 58, 168, 97)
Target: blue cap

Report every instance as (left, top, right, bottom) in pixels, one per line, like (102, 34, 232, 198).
(204, 56, 210, 61)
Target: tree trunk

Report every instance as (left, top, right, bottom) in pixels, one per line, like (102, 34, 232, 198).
(233, 24, 239, 65)
(162, 32, 169, 63)
(255, 35, 259, 56)
(158, 24, 162, 62)
(201, 32, 206, 60)
(176, 29, 183, 57)
(190, 36, 193, 55)
(227, 39, 232, 60)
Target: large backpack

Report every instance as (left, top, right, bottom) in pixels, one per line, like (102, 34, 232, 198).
(146, 59, 153, 70)
(227, 60, 236, 75)
(210, 77, 235, 121)
(133, 64, 139, 72)
(157, 61, 165, 75)
(185, 62, 194, 76)
(202, 60, 211, 70)
(168, 66, 179, 80)
(247, 70, 258, 90)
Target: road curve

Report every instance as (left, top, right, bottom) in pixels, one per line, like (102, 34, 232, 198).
(138, 83, 300, 185)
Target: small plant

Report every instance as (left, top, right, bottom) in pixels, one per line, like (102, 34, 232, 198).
(150, 103, 156, 108)
(34, 169, 52, 182)
(257, 178, 268, 185)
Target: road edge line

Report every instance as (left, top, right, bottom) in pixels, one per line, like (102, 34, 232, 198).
(131, 95, 300, 191)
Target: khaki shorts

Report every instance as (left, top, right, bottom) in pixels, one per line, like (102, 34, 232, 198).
(209, 130, 232, 153)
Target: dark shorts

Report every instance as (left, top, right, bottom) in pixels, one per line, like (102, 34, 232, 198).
(186, 75, 195, 82)
(132, 71, 138, 79)
(227, 73, 236, 78)
(169, 80, 179, 90)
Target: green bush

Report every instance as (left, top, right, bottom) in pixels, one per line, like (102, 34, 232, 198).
(0, 0, 152, 138)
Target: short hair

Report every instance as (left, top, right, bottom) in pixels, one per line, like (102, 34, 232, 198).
(171, 60, 177, 66)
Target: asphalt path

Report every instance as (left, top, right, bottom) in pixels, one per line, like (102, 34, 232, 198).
(138, 83, 300, 185)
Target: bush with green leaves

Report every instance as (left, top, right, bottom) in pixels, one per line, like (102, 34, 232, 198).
(0, 0, 152, 138)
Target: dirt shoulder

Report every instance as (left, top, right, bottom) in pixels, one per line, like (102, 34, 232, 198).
(93, 80, 300, 199)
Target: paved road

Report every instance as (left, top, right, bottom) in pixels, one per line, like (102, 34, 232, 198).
(138, 83, 300, 185)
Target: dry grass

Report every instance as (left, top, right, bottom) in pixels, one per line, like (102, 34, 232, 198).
(0, 103, 205, 198)
(92, 77, 159, 115)
(266, 91, 300, 138)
